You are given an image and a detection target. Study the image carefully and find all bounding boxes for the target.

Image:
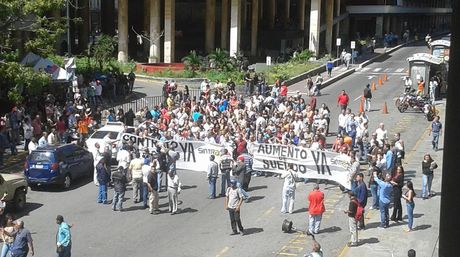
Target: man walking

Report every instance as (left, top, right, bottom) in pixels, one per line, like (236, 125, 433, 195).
(219, 149, 234, 197)
(337, 90, 350, 111)
(147, 162, 160, 214)
(429, 116, 442, 151)
(96, 158, 109, 204)
(225, 180, 245, 236)
(56, 215, 71, 257)
(373, 172, 393, 228)
(112, 167, 127, 211)
(207, 155, 219, 199)
(281, 164, 298, 214)
(167, 170, 182, 215)
(352, 173, 368, 229)
(363, 84, 372, 112)
(343, 193, 358, 247)
(129, 152, 144, 204)
(9, 220, 34, 257)
(308, 184, 325, 234)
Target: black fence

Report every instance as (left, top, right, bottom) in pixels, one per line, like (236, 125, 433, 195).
(108, 89, 201, 113)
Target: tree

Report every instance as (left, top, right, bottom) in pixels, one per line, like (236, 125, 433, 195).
(181, 50, 202, 75)
(207, 48, 235, 72)
(92, 34, 116, 70)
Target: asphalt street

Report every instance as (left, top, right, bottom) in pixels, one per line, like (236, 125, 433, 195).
(10, 43, 438, 257)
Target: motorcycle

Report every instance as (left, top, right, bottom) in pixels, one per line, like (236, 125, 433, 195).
(395, 90, 437, 121)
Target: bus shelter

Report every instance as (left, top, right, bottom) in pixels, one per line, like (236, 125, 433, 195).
(407, 53, 448, 96)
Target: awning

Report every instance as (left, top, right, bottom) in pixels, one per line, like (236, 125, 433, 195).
(407, 53, 442, 65)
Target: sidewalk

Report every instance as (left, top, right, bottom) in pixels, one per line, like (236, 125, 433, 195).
(341, 101, 445, 257)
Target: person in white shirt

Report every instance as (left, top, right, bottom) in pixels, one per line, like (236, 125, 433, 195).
(28, 138, 38, 154)
(167, 170, 182, 214)
(141, 158, 152, 208)
(281, 164, 298, 214)
(375, 123, 388, 145)
(429, 78, 438, 104)
(23, 118, 33, 152)
(129, 152, 145, 203)
(337, 109, 348, 136)
(116, 145, 131, 174)
(47, 129, 57, 146)
(38, 132, 48, 147)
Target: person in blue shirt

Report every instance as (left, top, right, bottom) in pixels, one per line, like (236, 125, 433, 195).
(384, 144, 394, 175)
(56, 215, 71, 257)
(373, 172, 393, 228)
(352, 173, 368, 229)
(9, 219, 34, 257)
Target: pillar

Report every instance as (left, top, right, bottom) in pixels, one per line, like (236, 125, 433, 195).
(251, 0, 259, 56)
(298, 0, 306, 30)
(335, 0, 341, 38)
(229, 0, 241, 57)
(375, 16, 384, 38)
(149, 0, 161, 63)
(205, 0, 216, 53)
(268, 0, 276, 29)
(101, 0, 115, 35)
(221, 0, 229, 49)
(325, 0, 334, 55)
(384, 16, 391, 34)
(117, 0, 128, 62)
(308, 0, 321, 57)
(242, 0, 247, 29)
(439, 1, 460, 255)
(284, 0, 290, 27)
(164, 0, 175, 63)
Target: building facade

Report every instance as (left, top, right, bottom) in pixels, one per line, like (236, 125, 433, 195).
(80, 0, 451, 63)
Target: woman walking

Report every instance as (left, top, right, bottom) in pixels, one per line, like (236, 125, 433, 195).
(1, 214, 15, 257)
(402, 181, 416, 232)
(421, 154, 437, 199)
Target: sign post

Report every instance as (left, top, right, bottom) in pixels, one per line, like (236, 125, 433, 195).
(266, 56, 272, 87)
(351, 41, 356, 65)
(336, 38, 341, 59)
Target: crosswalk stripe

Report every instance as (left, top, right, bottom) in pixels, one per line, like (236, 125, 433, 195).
(373, 68, 382, 72)
(395, 68, 405, 72)
(361, 67, 370, 72)
(383, 68, 391, 72)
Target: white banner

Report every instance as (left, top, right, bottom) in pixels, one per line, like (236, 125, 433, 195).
(121, 133, 224, 171)
(252, 144, 352, 189)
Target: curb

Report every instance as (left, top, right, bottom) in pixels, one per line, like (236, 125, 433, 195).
(133, 74, 205, 85)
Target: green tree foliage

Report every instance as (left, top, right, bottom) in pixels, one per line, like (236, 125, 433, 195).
(91, 34, 117, 70)
(0, 62, 51, 104)
(181, 50, 202, 75)
(207, 48, 235, 72)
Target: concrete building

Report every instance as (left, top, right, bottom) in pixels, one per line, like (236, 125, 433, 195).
(82, 0, 451, 63)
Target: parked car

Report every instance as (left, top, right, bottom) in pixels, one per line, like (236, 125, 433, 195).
(0, 173, 28, 211)
(24, 144, 94, 190)
(86, 121, 135, 160)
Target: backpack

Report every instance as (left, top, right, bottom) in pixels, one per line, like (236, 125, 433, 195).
(353, 200, 364, 221)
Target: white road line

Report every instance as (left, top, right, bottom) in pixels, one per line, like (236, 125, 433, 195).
(395, 68, 405, 73)
(361, 67, 370, 72)
(373, 68, 382, 72)
(383, 68, 391, 72)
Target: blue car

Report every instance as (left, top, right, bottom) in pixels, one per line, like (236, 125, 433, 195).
(24, 144, 94, 190)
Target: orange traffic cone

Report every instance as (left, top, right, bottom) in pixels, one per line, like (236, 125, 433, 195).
(371, 82, 377, 91)
(359, 97, 364, 113)
(378, 77, 383, 86)
(382, 101, 389, 114)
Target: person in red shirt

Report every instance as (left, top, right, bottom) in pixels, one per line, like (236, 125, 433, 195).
(280, 82, 288, 97)
(337, 90, 350, 111)
(308, 184, 325, 234)
(235, 135, 247, 157)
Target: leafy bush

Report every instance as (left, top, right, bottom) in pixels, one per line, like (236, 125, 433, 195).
(290, 49, 314, 63)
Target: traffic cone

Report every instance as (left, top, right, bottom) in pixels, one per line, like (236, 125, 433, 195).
(382, 101, 389, 114)
(371, 81, 377, 91)
(359, 97, 364, 113)
(378, 77, 383, 86)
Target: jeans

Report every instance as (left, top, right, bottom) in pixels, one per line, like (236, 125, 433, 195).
(348, 217, 358, 244)
(208, 177, 217, 198)
(220, 172, 230, 196)
(432, 132, 440, 150)
(308, 214, 322, 234)
(112, 191, 124, 210)
(97, 184, 107, 203)
(132, 178, 142, 202)
(157, 172, 163, 191)
(57, 243, 71, 257)
(149, 190, 159, 212)
(364, 98, 371, 112)
(370, 184, 379, 209)
(228, 208, 244, 233)
(422, 174, 434, 197)
(1, 243, 12, 257)
(379, 201, 390, 227)
(236, 182, 249, 199)
(142, 183, 149, 207)
(281, 187, 295, 213)
(406, 202, 415, 230)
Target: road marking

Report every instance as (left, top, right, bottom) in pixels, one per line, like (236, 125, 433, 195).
(256, 206, 275, 222)
(353, 95, 363, 101)
(395, 68, 405, 73)
(367, 75, 376, 80)
(215, 246, 230, 257)
(373, 68, 382, 72)
(278, 252, 299, 256)
(361, 67, 370, 72)
(383, 68, 391, 72)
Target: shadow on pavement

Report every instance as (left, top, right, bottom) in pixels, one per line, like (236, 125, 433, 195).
(413, 224, 432, 231)
(320, 226, 342, 233)
(10, 202, 44, 219)
(359, 237, 380, 245)
(181, 185, 197, 190)
(247, 185, 268, 192)
(248, 196, 265, 202)
(403, 213, 424, 219)
(292, 207, 308, 214)
(179, 207, 198, 214)
(244, 227, 264, 235)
